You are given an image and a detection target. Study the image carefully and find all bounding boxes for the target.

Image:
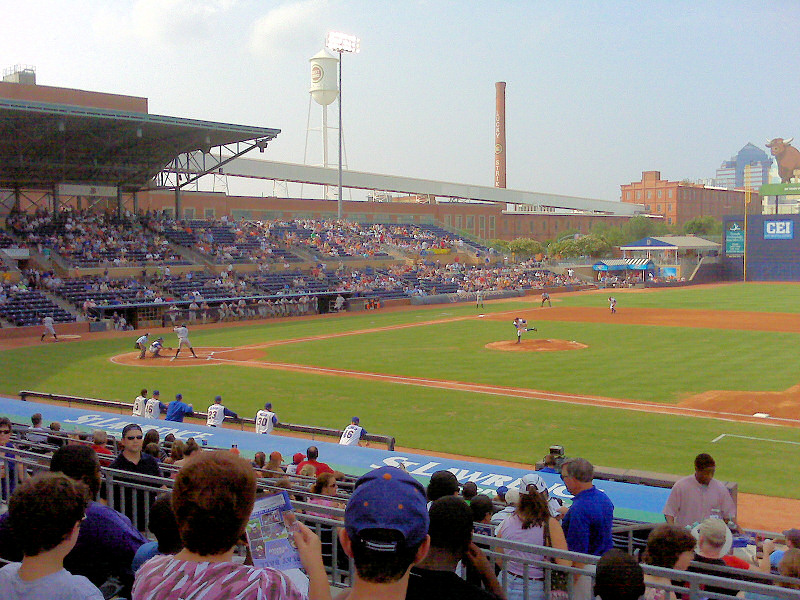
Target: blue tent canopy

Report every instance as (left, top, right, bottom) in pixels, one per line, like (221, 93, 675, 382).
(593, 258, 655, 271)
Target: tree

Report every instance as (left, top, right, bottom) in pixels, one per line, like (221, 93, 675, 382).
(682, 216, 721, 237)
(507, 238, 545, 258)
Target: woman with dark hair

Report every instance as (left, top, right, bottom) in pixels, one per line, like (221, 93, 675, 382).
(163, 440, 185, 465)
(143, 430, 167, 462)
(495, 487, 569, 600)
(308, 473, 344, 516)
(642, 524, 697, 600)
(171, 438, 200, 470)
(132, 451, 329, 600)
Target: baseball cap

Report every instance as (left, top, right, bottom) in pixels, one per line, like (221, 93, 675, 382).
(153, 390, 159, 395)
(345, 466, 429, 551)
(496, 485, 509, 496)
(784, 528, 800, 545)
(427, 470, 460, 501)
(519, 473, 547, 494)
(292, 452, 305, 464)
(175, 394, 182, 400)
(215, 395, 222, 402)
(352, 416, 360, 424)
(698, 518, 728, 546)
(504, 488, 520, 506)
(265, 402, 273, 410)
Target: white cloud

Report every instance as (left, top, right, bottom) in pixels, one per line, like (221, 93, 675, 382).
(249, 0, 330, 59)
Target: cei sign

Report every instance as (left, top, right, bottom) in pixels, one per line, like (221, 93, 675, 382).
(764, 220, 794, 240)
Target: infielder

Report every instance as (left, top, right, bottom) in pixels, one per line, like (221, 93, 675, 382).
(132, 388, 148, 417)
(512, 317, 536, 343)
(609, 296, 617, 314)
(40, 315, 58, 342)
(541, 291, 551, 307)
(255, 402, 278, 434)
(145, 390, 167, 420)
(135, 333, 149, 359)
(476, 289, 485, 309)
(172, 324, 198, 360)
(339, 416, 368, 447)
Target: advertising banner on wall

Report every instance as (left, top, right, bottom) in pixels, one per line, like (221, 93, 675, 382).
(725, 221, 745, 255)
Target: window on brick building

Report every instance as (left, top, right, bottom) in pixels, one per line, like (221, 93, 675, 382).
(647, 191, 652, 199)
(636, 191, 641, 200)
(668, 189, 673, 198)
(657, 190, 662, 198)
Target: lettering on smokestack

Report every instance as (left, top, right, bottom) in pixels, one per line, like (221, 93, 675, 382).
(495, 82, 506, 188)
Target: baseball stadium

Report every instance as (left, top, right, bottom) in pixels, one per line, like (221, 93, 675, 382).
(2, 69, 800, 597)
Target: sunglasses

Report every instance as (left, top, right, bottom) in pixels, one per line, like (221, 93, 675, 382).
(125, 435, 144, 440)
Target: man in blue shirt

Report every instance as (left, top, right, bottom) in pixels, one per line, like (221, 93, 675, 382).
(165, 394, 193, 423)
(560, 457, 614, 600)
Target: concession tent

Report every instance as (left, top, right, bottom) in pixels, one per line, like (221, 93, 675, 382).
(592, 258, 654, 272)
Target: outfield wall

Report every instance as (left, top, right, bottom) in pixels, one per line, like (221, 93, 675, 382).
(0, 396, 671, 523)
(725, 214, 800, 281)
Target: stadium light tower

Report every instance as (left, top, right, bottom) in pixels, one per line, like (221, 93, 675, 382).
(326, 31, 360, 221)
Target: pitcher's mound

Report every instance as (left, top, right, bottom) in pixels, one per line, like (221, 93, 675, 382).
(485, 339, 588, 352)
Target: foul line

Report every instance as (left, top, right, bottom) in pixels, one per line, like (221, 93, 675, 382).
(711, 433, 800, 445)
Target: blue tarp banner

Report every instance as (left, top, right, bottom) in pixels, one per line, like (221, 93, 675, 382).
(0, 397, 669, 523)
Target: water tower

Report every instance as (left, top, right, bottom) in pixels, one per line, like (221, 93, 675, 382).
(304, 49, 341, 198)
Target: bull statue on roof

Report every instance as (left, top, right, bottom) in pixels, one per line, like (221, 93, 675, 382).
(766, 137, 800, 183)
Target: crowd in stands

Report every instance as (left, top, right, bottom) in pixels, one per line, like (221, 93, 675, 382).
(2, 408, 799, 600)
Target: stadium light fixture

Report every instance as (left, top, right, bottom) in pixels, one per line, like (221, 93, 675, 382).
(326, 31, 360, 220)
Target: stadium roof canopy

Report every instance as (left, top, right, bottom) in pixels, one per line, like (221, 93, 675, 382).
(0, 97, 280, 192)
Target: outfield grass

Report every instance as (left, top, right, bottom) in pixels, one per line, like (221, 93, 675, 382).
(2, 282, 800, 498)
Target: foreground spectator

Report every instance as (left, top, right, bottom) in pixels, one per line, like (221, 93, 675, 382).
(495, 479, 569, 600)
(559, 457, 614, 600)
(109, 423, 162, 531)
(0, 445, 146, 594)
(744, 548, 800, 599)
(426, 470, 460, 503)
(663, 453, 737, 528)
(335, 466, 430, 600)
(131, 492, 182, 572)
(407, 495, 504, 600)
(0, 416, 24, 500)
(0, 472, 103, 600)
(687, 517, 744, 598)
(132, 451, 329, 600)
(641, 524, 697, 600)
(769, 528, 800, 571)
(90, 430, 113, 459)
(593, 548, 645, 600)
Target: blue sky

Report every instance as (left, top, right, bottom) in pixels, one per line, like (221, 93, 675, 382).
(2, 1, 798, 201)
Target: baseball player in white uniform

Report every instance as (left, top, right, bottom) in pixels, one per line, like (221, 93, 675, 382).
(339, 416, 368, 447)
(145, 390, 167, 419)
(512, 317, 536, 343)
(148, 337, 165, 358)
(206, 395, 238, 427)
(172, 324, 198, 360)
(132, 388, 148, 417)
(609, 296, 617, 314)
(40, 315, 58, 342)
(255, 402, 278, 434)
(135, 333, 150, 359)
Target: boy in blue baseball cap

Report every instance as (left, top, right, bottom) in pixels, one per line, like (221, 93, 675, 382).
(338, 466, 430, 600)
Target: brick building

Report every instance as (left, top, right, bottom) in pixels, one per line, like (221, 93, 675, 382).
(620, 171, 754, 227)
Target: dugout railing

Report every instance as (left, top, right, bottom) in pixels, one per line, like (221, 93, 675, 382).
(2, 447, 799, 600)
(17, 389, 396, 450)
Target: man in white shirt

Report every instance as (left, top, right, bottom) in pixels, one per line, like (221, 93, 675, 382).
(254, 402, 278, 434)
(144, 391, 166, 420)
(40, 315, 58, 342)
(172, 324, 198, 360)
(131, 389, 147, 417)
(339, 417, 368, 447)
(134, 333, 149, 359)
(206, 395, 238, 427)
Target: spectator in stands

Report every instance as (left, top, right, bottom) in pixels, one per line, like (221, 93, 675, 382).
(264, 451, 285, 476)
(171, 438, 201, 470)
(143, 429, 167, 461)
(0, 416, 24, 500)
(47, 421, 66, 448)
(337, 466, 430, 600)
(495, 478, 569, 600)
(593, 548, 645, 600)
(165, 393, 194, 423)
(745, 548, 800, 599)
(407, 496, 504, 600)
(461, 481, 479, 503)
(687, 517, 745, 598)
(493, 485, 509, 506)
(131, 451, 329, 600)
(0, 444, 147, 594)
(25, 412, 48, 445)
(769, 528, 800, 572)
(164, 440, 185, 465)
(560, 457, 614, 600)
(427, 470, 460, 503)
(0, 472, 103, 600)
(251, 451, 267, 476)
(90, 430, 114, 460)
(470, 494, 495, 526)
(109, 424, 162, 531)
(287, 452, 305, 476)
(131, 492, 182, 573)
(296, 446, 334, 476)
(537, 454, 559, 474)
(641, 524, 697, 600)
(664, 453, 737, 529)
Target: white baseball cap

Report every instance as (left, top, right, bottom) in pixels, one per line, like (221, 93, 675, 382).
(520, 473, 547, 494)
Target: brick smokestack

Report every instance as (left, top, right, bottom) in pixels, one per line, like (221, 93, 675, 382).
(494, 81, 507, 188)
